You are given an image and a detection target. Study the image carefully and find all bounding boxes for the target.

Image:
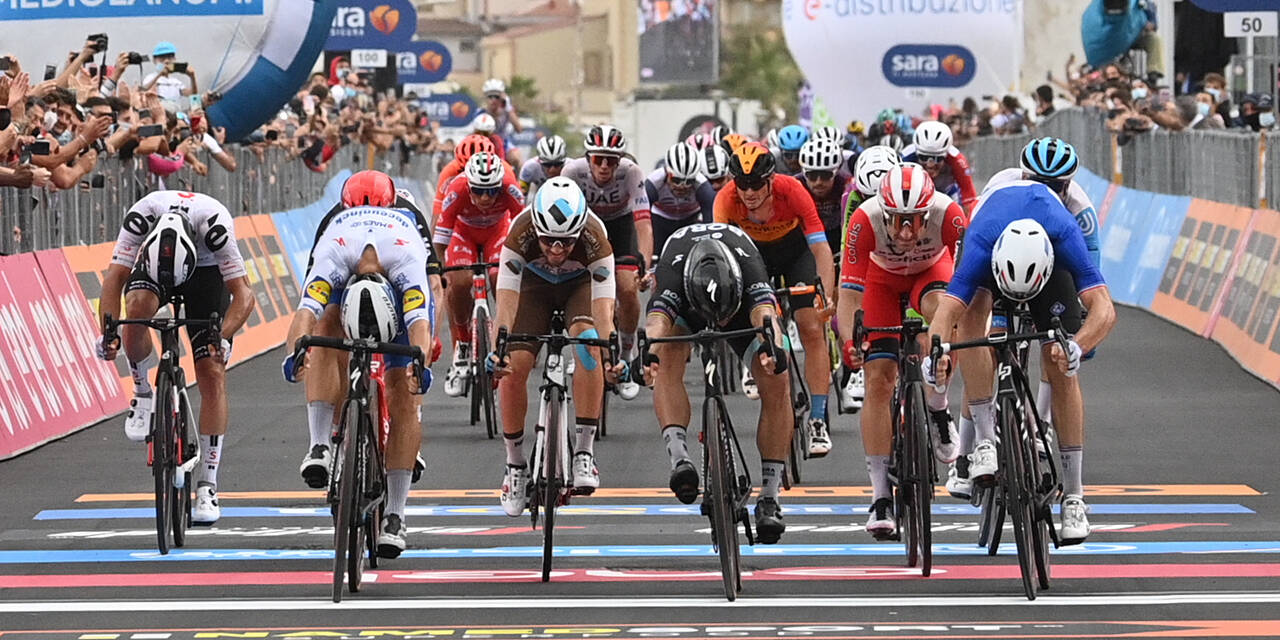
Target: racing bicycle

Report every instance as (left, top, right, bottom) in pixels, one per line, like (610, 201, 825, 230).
(495, 310, 616, 582)
(292, 334, 426, 602)
(442, 261, 499, 439)
(773, 282, 836, 485)
(932, 314, 1068, 600)
(103, 305, 219, 555)
(638, 320, 778, 601)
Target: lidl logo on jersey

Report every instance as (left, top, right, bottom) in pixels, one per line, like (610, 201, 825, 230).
(402, 286, 425, 311)
(881, 44, 975, 88)
(305, 278, 332, 305)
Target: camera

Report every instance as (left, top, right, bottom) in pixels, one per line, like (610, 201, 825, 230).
(170, 61, 188, 74)
(265, 129, 279, 142)
(0, 57, 11, 72)
(25, 140, 52, 156)
(206, 90, 223, 103)
(137, 124, 164, 138)
(87, 33, 109, 53)
(126, 52, 149, 65)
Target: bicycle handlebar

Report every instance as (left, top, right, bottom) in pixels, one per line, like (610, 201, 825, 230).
(493, 326, 619, 368)
(441, 262, 499, 274)
(102, 313, 222, 350)
(293, 335, 426, 371)
(930, 316, 1071, 359)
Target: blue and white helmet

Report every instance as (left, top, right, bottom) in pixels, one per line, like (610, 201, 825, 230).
(1020, 137, 1079, 181)
(777, 125, 809, 152)
(531, 176, 589, 238)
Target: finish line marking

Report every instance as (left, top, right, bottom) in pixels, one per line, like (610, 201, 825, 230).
(32, 503, 1257, 520)
(73, 484, 1264, 502)
(2, 592, 1280, 613)
(4, 563, 1280, 588)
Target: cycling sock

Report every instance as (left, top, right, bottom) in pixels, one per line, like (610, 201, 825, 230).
(199, 435, 221, 488)
(810, 393, 828, 422)
(1060, 446, 1083, 497)
(503, 431, 525, 466)
(621, 332, 636, 358)
(662, 424, 690, 469)
(969, 397, 997, 444)
(958, 415, 975, 456)
(760, 459, 786, 499)
(386, 469, 411, 518)
(574, 417, 599, 456)
(866, 455, 892, 502)
(129, 350, 159, 395)
(1036, 380, 1053, 425)
(925, 385, 948, 412)
(450, 324, 472, 350)
(306, 401, 335, 449)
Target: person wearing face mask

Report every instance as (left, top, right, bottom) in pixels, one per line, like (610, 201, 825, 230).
(1192, 91, 1226, 129)
(1236, 93, 1276, 131)
(141, 42, 197, 105)
(1129, 79, 1150, 102)
(1201, 72, 1233, 123)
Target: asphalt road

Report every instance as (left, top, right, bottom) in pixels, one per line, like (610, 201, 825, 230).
(1, 306, 1278, 639)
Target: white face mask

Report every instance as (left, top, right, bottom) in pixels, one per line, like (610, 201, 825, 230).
(43, 110, 58, 130)
(1131, 87, 1148, 100)
(1261, 112, 1276, 128)
(1197, 102, 1212, 117)
(1206, 87, 1222, 101)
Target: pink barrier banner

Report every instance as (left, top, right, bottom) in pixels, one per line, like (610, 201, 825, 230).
(0, 253, 123, 459)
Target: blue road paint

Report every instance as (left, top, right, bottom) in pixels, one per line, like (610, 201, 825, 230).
(32, 503, 1257, 520)
(1, 541, 1279, 563)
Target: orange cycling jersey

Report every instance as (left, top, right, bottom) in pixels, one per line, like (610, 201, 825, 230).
(712, 174, 827, 246)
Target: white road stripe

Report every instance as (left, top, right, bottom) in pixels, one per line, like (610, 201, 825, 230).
(1, 592, 1278, 613)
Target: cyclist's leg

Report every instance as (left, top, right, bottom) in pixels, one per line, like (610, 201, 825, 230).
(653, 320, 696, 501)
(444, 229, 480, 348)
(1028, 269, 1086, 500)
(748, 333, 792, 543)
(565, 278, 603, 489)
(121, 270, 164, 393)
(180, 267, 231, 523)
(497, 277, 553, 513)
(914, 258, 959, 462)
(605, 216, 641, 352)
(381, 323, 427, 555)
(960, 289, 998, 478)
(859, 270, 903, 531)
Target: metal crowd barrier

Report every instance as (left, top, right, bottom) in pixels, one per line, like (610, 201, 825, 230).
(0, 145, 438, 256)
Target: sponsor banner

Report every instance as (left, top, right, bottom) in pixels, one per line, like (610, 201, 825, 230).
(417, 94, 479, 129)
(1210, 206, 1280, 383)
(638, 0, 719, 84)
(325, 0, 418, 51)
(396, 40, 452, 84)
(1073, 167, 1112, 217)
(0, 254, 111, 458)
(1151, 200, 1253, 335)
(272, 171, 349, 280)
(782, 1, 1021, 123)
(0, 0, 263, 20)
(1097, 188, 1191, 306)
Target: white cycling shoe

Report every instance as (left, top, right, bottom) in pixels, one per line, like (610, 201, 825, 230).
(1059, 495, 1091, 545)
(842, 369, 864, 409)
(299, 444, 332, 489)
(968, 439, 999, 484)
(499, 465, 529, 517)
(945, 460, 972, 501)
(376, 514, 407, 558)
(443, 344, 470, 398)
(865, 497, 896, 538)
(124, 394, 153, 442)
(617, 380, 640, 400)
(930, 409, 959, 463)
(742, 367, 759, 400)
(807, 418, 832, 457)
(192, 484, 220, 525)
(572, 452, 599, 494)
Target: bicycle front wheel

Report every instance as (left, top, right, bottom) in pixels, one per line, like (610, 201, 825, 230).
(152, 373, 174, 555)
(171, 388, 194, 548)
(907, 384, 933, 576)
(1000, 395, 1037, 600)
(540, 390, 564, 582)
(475, 306, 498, 439)
(332, 404, 359, 602)
(704, 397, 741, 601)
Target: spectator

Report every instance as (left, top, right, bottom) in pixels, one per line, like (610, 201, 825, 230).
(1235, 93, 1275, 131)
(1033, 84, 1056, 119)
(141, 42, 198, 106)
(1191, 91, 1226, 129)
(1201, 72, 1233, 124)
(1130, 77, 1150, 101)
(991, 95, 1027, 134)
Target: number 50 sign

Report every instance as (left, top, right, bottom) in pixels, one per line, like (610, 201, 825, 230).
(1225, 12, 1278, 37)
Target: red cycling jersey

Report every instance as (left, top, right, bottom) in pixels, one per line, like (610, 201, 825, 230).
(433, 158, 518, 220)
(433, 172, 524, 267)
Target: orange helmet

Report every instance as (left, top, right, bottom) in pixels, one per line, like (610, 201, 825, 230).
(728, 142, 776, 188)
(720, 132, 749, 154)
(455, 134, 496, 165)
(341, 170, 396, 208)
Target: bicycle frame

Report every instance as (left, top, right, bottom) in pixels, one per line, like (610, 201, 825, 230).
(443, 262, 499, 439)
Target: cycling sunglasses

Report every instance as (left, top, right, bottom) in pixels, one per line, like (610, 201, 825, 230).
(589, 154, 620, 167)
(470, 185, 502, 197)
(538, 235, 577, 251)
(916, 153, 946, 164)
(669, 176, 696, 187)
(540, 160, 565, 169)
(804, 170, 835, 182)
(781, 151, 800, 161)
(733, 174, 770, 192)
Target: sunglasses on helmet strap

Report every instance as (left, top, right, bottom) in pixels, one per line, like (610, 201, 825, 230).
(804, 170, 835, 182)
(470, 185, 502, 197)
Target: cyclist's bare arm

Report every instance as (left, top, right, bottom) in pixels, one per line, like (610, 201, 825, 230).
(99, 263, 132, 330)
(809, 241, 836, 308)
(1072, 286, 1116, 355)
(285, 308, 320, 357)
(836, 288, 864, 346)
(221, 276, 256, 339)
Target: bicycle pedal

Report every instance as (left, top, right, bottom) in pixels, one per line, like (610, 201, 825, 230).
(570, 485, 595, 496)
(872, 531, 901, 542)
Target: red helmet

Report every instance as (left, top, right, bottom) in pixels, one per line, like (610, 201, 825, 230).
(455, 134, 496, 165)
(877, 163, 935, 217)
(341, 170, 396, 208)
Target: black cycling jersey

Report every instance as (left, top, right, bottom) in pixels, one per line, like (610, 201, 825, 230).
(648, 222, 775, 326)
(307, 195, 442, 276)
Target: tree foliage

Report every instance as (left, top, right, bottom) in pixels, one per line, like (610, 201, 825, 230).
(719, 25, 804, 126)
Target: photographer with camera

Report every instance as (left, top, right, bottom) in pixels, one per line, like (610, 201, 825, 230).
(140, 42, 197, 106)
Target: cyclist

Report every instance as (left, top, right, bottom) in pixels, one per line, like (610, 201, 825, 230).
(901, 121, 978, 213)
(946, 137, 1100, 500)
(923, 180, 1117, 545)
(701, 145, 731, 192)
(489, 177, 619, 514)
(720, 132, 750, 156)
(437, 152, 525, 397)
(714, 142, 836, 457)
(470, 113, 507, 162)
(518, 135, 567, 196)
(96, 191, 257, 525)
(774, 124, 809, 176)
(282, 184, 436, 558)
(810, 125, 854, 170)
(836, 164, 966, 537)
(297, 174, 440, 489)
(562, 124, 651, 400)
(635, 222, 790, 543)
(648, 142, 717, 258)
(433, 134, 511, 220)
(797, 137, 852, 254)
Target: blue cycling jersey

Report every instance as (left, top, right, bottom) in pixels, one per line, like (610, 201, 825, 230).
(984, 168, 1100, 267)
(948, 181, 1107, 306)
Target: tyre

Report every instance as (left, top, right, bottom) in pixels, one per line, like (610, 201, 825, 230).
(172, 389, 195, 548)
(705, 396, 740, 601)
(475, 306, 497, 439)
(332, 404, 359, 603)
(541, 390, 563, 583)
(1002, 396, 1037, 600)
(152, 372, 173, 555)
(908, 384, 933, 577)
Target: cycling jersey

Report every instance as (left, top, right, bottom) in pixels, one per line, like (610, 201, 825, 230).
(518, 157, 549, 193)
(648, 222, 776, 326)
(497, 209, 616, 296)
(301, 206, 434, 329)
(112, 191, 247, 281)
(798, 169, 853, 252)
(901, 144, 978, 212)
(309, 195, 441, 276)
(713, 174, 826, 247)
(645, 170, 716, 221)
(840, 192, 967, 290)
(948, 181, 1106, 306)
(434, 172, 523, 241)
(561, 157, 651, 222)
(984, 168, 1100, 267)
(433, 158, 519, 219)
(839, 186, 871, 252)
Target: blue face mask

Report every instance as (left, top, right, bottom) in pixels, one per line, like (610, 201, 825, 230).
(1131, 87, 1148, 100)
(1206, 87, 1222, 101)
(57, 129, 74, 145)
(1197, 102, 1212, 117)
(1261, 112, 1276, 128)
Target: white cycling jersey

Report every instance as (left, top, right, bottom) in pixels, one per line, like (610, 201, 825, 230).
(300, 206, 434, 329)
(111, 190, 247, 280)
(561, 157, 650, 222)
(983, 168, 1095, 223)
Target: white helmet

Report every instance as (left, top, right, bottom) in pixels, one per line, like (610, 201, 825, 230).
(854, 145, 900, 196)
(665, 142, 701, 180)
(532, 176, 590, 238)
(701, 145, 731, 180)
(877, 133, 904, 152)
(465, 151, 505, 189)
(991, 219, 1055, 302)
(536, 135, 566, 163)
(584, 124, 627, 156)
(341, 273, 400, 342)
(811, 125, 842, 143)
(471, 113, 497, 134)
(765, 128, 780, 151)
(140, 212, 197, 288)
(482, 78, 506, 96)
(912, 121, 953, 155)
(798, 138, 843, 173)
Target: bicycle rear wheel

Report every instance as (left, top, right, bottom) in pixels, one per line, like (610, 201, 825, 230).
(907, 384, 933, 576)
(152, 372, 174, 555)
(1000, 396, 1037, 600)
(976, 485, 1005, 554)
(332, 403, 359, 602)
(541, 390, 563, 582)
(171, 388, 194, 548)
(476, 306, 498, 439)
(704, 396, 740, 601)
(347, 416, 372, 593)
